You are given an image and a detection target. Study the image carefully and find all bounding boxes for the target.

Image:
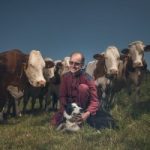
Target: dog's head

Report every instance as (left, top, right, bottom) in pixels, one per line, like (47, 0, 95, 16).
(63, 103, 83, 120)
(56, 103, 83, 132)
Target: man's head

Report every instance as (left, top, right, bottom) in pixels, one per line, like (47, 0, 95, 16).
(69, 52, 85, 73)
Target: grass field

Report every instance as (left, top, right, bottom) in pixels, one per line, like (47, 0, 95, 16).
(0, 76, 150, 150)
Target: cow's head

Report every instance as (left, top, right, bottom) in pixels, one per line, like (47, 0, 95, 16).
(53, 58, 70, 77)
(43, 57, 55, 81)
(48, 60, 63, 84)
(61, 56, 70, 75)
(54, 60, 63, 75)
(94, 46, 120, 78)
(121, 41, 150, 68)
(24, 50, 46, 87)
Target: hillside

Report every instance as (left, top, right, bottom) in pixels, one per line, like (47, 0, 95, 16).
(0, 73, 150, 150)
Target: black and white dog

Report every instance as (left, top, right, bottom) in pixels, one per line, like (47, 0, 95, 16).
(56, 103, 83, 132)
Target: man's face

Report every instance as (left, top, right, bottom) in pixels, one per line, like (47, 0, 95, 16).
(69, 53, 83, 73)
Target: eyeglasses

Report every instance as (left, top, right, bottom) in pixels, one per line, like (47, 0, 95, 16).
(69, 61, 82, 66)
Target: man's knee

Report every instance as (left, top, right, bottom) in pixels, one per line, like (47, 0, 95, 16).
(78, 84, 89, 92)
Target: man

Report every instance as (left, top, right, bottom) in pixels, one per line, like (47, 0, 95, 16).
(50, 52, 100, 126)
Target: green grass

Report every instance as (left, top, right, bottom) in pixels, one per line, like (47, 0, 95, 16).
(0, 76, 150, 150)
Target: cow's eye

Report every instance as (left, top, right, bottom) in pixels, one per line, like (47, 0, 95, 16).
(138, 51, 143, 55)
(29, 64, 34, 68)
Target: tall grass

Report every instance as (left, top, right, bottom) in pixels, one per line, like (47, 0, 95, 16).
(0, 75, 150, 150)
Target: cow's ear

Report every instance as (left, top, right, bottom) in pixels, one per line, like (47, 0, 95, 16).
(24, 54, 29, 64)
(121, 48, 129, 54)
(144, 45, 150, 52)
(56, 62, 63, 68)
(22, 62, 28, 70)
(142, 59, 147, 70)
(93, 53, 105, 61)
(45, 61, 55, 68)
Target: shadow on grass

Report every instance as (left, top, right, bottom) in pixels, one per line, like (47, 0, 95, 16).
(22, 107, 57, 115)
(130, 100, 150, 119)
(0, 116, 21, 125)
(87, 110, 119, 130)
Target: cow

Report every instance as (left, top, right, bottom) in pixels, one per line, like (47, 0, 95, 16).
(22, 57, 55, 113)
(45, 57, 70, 111)
(23, 56, 70, 113)
(86, 41, 150, 111)
(61, 56, 70, 75)
(86, 46, 121, 111)
(0, 49, 46, 120)
(117, 41, 150, 102)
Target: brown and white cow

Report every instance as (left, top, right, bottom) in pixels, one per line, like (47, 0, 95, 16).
(22, 57, 55, 113)
(119, 41, 150, 101)
(86, 42, 150, 111)
(0, 49, 47, 120)
(86, 46, 121, 110)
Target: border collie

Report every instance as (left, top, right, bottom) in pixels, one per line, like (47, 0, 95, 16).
(56, 103, 83, 132)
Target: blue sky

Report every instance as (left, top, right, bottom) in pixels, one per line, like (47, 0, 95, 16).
(0, 0, 150, 68)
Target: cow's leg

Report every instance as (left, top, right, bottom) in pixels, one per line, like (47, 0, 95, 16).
(39, 97, 43, 109)
(6, 98, 12, 117)
(135, 85, 140, 103)
(44, 94, 48, 111)
(51, 94, 55, 110)
(5, 95, 16, 118)
(23, 95, 30, 113)
(45, 85, 53, 111)
(0, 102, 8, 121)
(11, 98, 16, 117)
(7, 97, 21, 118)
(108, 92, 116, 110)
(50, 94, 56, 111)
(53, 94, 58, 111)
(100, 87, 112, 111)
(96, 86, 105, 110)
(126, 80, 132, 96)
(0, 110, 3, 121)
(13, 99, 22, 117)
(17, 99, 22, 116)
(31, 97, 36, 111)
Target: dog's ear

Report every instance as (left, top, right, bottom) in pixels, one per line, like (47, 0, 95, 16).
(65, 103, 73, 115)
(64, 104, 67, 110)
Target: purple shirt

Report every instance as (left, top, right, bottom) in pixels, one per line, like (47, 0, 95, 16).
(59, 70, 100, 115)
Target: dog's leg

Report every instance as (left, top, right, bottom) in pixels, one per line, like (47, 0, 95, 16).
(56, 123, 65, 131)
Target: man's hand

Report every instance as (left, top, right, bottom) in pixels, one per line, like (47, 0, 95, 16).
(71, 111, 90, 124)
(81, 111, 90, 121)
(76, 111, 90, 124)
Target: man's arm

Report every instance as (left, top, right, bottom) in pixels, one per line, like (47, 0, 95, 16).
(86, 78, 100, 115)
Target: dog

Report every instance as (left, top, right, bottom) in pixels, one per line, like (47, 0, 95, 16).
(56, 103, 83, 132)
